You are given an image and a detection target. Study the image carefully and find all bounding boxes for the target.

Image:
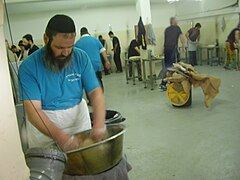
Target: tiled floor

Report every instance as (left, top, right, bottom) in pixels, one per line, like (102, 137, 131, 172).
(16, 65, 240, 180)
(103, 65, 240, 180)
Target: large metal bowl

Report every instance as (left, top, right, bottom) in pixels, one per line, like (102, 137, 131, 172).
(64, 124, 126, 175)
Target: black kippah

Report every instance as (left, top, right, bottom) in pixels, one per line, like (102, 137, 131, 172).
(46, 14, 76, 33)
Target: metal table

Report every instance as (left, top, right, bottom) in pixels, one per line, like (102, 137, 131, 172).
(198, 46, 221, 66)
(142, 57, 163, 90)
(125, 57, 141, 85)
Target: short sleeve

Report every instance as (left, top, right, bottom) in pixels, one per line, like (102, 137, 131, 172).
(80, 51, 100, 93)
(97, 39, 103, 50)
(178, 26, 182, 34)
(19, 63, 41, 101)
(113, 37, 118, 46)
(96, 39, 105, 53)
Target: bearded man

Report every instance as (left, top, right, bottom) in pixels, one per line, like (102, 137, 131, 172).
(22, 34, 39, 56)
(19, 14, 106, 152)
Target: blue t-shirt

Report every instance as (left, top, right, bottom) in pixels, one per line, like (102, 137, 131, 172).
(19, 47, 100, 110)
(75, 36, 103, 72)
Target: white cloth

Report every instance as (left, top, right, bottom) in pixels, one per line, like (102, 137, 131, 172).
(147, 24, 156, 45)
(26, 99, 91, 148)
(188, 40, 198, 51)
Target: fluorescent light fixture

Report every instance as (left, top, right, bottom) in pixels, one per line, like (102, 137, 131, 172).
(167, 0, 179, 3)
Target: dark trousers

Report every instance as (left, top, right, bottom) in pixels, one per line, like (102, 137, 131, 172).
(189, 51, 197, 66)
(100, 54, 110, 75)
(114, 50, 122, 72)
(161, 48, 177, 86)
(129, 61, 142, 78)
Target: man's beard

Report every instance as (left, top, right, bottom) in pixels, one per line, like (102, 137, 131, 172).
(44, 42, 72, 72)
(24, 44, 30, 50)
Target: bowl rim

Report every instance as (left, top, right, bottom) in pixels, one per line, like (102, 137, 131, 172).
(66, 124, 126, 154)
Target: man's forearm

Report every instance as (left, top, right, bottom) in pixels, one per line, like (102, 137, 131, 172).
(88, 88, 105, 130)
(101, 51, 109, 64)
(180, 34, 186, 47)
(24, 100, 70, 146)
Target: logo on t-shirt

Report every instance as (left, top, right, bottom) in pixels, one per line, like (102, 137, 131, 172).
(66, 73, 81, 82)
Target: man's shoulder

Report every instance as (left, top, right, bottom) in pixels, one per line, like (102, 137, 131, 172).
(113, 36, 119, 40)
(76, 36, 96, 45)
(33, 44, 39, 50)
(73, 47, 89, 57)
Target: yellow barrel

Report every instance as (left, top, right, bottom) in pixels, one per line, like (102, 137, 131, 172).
(166, 82, 190, 107)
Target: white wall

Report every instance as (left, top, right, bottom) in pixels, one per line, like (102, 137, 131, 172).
(0, 1, 29, 179)
(3, 3, 175, 45)
(3, 2, 175, 60)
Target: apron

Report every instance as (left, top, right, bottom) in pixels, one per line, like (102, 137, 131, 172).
(26, 99, 91, 148)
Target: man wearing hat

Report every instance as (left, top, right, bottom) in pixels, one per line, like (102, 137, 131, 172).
(22, 34, 39, 56)
(19, 14, 106, 152)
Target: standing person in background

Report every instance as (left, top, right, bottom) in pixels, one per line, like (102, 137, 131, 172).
(159, 17, 185, 91)
(99, 35, 110, 75)
(224, 24, 240, 70)
(18, 40, 25, 61)
(18, 40, 27, 61)
(22, 34, 39, 56)
(186, 23, 201, 66)
(108, 31, 123, 73)
(75, 27, 110, 91)
(10, 45, 22, 58)
(128, 38, 142, 81)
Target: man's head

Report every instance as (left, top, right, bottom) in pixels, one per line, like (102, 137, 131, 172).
(108, 31, 114, 38)
(170, 17, 178, 26)
(80, 27, 89, 36)
(11, 45, 18, 53)
(98, 35, 103, 40)
(195, 23, 202, 30)
(44, 14, 76, 72)
(22, 34, 34, 50)
(18, 40, 25, 51)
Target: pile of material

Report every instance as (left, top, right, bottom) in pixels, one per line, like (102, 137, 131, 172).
(165, 62, 221, 107)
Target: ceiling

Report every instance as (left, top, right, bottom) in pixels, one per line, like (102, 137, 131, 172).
(4, 0, 238, 15)
(4, 0, 167, 15)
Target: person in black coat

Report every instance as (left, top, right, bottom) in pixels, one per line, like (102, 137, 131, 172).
(108, 31, 122, 73)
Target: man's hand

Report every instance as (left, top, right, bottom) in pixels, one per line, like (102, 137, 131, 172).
(61, 135, 81, 152)
(90, 126, 108, 142)
(105, 61, 111, 70)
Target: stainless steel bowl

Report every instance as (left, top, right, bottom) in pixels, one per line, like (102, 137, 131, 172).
(64, 124, 126, 175)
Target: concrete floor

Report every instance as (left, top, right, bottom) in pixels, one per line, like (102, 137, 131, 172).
(103, 65, 240, 180)
(15, 65, 240, 180)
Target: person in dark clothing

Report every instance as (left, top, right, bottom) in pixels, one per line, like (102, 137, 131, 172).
(22, 34, 39, 56)
(224, 24, 240, 69)
(186, 23, 201, 66)
(108, 31, 122, 73)
(18, 40, 27, 61)
(10, 45, 21, 58)
(98, 35, 110, 75)
(128, 39, 142, 81)
(159, 17, 185, 91)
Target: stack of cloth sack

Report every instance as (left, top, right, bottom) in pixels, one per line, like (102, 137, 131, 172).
(165, 62, 221, 107)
